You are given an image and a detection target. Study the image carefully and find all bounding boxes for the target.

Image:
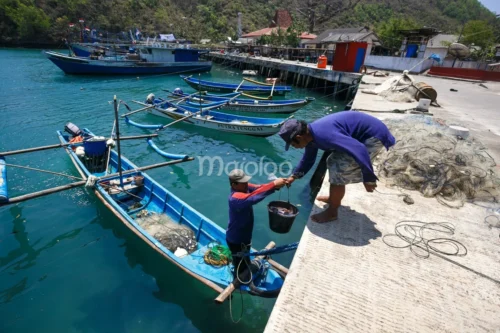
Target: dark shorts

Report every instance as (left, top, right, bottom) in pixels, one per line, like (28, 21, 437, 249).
(226, 240, 252, 278)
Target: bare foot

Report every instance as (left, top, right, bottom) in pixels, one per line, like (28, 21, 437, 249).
(316, 195, 330, 203)
(311, 208, 338, 223)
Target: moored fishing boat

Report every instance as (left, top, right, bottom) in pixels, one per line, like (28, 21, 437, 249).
(129, 97, 290, 137)
(181, 75, 292, 96)
(53, 122, 286, 303)
(45, 43, 211, 75)
(172, 90, 315, 114)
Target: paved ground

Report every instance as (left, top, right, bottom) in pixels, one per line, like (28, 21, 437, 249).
(265, 74, 500, 333)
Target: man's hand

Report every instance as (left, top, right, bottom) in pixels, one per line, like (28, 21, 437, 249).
(285, 176, 296, 187)
(364, 182, 377, 193)
(274, 178, 287, 189)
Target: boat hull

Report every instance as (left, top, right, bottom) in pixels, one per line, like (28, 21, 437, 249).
(186, 99, 313, 114)
(182, 75, 291, 96)
(148, 108, 282, 136)
(46, 51, 212, 75)
(56, 129, 284, 295)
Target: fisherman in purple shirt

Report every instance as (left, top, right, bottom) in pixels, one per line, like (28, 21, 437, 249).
(279, 111, 396, 223)
(226, 169, 287, 276)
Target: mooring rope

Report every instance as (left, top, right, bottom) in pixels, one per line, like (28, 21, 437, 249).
(3, 163, 83, 181)
(383, 220, 467, 259)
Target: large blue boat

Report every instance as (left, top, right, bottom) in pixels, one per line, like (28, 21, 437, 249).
(45, 43, 212, 75)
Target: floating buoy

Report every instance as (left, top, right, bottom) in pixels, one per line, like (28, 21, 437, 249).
(76, 146, 85, 157)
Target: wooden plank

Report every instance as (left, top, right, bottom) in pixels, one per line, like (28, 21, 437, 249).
(268, 259, 289, 276)
(215, 241, 276, 304)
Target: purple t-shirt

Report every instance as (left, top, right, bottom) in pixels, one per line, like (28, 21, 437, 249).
(293, 111, 396, 182)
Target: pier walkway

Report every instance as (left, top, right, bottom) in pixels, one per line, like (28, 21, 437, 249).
(264, 73, 500, 333)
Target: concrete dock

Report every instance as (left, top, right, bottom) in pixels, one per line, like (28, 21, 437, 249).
(264, 73, 500, 332)
(207, 53, 361, 97)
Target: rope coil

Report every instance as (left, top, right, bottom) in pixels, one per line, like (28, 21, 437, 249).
(203, 243, 232, 266)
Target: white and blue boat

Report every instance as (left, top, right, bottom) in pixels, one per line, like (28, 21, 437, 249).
(172, 91, 315, 114)
(45, 43, 212, 75)
(129, 97, 290, 137)
(55, 126, 285, 300)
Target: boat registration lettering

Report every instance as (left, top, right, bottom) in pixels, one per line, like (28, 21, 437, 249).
(217, 124, 264, 131)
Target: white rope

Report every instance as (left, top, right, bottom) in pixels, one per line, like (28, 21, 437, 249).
(85, 175, 98, 187)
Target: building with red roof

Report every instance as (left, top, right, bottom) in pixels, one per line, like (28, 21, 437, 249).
(240, 9, 316, 46)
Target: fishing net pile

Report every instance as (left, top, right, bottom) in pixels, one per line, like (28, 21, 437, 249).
(367, 74, 417, 103)
(378, 75, 417, 103)
(136, 210, 197, 253)
(377, 116, 500, 208)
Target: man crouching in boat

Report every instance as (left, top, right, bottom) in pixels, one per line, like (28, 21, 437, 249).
(279, 112, 395, 223)
(226, 169, 287, 278)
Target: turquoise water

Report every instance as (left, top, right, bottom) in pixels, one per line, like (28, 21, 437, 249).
(0, 49, 345, 333)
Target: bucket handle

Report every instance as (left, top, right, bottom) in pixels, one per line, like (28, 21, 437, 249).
(278, 186, 290, 203)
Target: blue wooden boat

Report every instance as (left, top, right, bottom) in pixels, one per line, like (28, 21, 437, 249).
(130, 98, 290, 137)
(173, 91, 315, 114)
(45, 46, 212, 75)
(56, 127, 285, 299)
(181, 75, 292, 96)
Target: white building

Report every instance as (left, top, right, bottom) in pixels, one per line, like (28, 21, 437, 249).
(365, 32, 458, 73)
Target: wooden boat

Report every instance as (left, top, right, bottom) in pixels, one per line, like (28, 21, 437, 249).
(56, 127, 285, 298)
(174, 92, 315, 114)
(181, 75, 292, 96)
(130, 98, 290, 137)
(45, 47, 212, 75)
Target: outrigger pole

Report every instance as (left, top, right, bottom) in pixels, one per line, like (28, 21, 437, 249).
(0, 134, 158, 157)
(113, 95, 124, 189)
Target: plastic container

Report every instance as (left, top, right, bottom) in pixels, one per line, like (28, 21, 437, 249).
(268, 197, 299, 234)
(317, 55, 327, 69)
(133, 175, 144, 186)
(416, 98, 431, 112)
(83, 137, 107, 156)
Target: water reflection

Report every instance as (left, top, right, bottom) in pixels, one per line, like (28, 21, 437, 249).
(0, 205, 83, 304)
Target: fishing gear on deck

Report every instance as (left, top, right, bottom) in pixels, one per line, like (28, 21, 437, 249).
(203, 243, 232, 266)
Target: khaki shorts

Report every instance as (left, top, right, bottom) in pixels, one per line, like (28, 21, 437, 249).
(327, 137, 384, 185)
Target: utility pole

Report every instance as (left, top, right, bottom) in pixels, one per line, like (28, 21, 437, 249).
(79, 18, 85, 43)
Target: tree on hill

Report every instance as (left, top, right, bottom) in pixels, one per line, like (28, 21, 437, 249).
(460, 20, 495, 49)
(291, 0, 362, 33)
(375, 17, 419, 52)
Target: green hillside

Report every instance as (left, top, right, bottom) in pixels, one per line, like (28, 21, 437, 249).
(0, 0, 498, 45)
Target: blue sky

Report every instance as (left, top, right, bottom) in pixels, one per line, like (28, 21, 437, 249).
(479, 0, 500, 14)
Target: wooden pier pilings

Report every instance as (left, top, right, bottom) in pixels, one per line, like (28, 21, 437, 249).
(206, 52, 362, 102)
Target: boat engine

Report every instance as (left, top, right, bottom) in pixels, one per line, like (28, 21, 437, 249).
(173, 88, 183, 95)
(64, 122, 81, 137)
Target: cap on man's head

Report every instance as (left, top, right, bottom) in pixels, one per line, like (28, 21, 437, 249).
(229, 169, 251, 183)
(278, 119, 303, 151)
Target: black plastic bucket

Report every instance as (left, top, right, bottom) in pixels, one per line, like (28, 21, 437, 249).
(267, 200, 299, 234)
